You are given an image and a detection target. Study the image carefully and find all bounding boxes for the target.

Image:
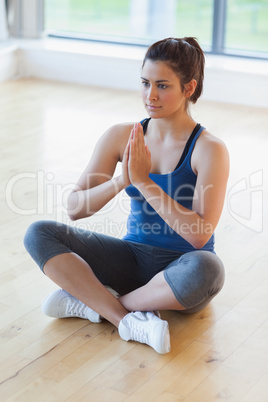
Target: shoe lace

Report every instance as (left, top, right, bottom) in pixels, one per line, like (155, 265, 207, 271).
(129, 322, 150, 344)
(67, 300, 87, 318)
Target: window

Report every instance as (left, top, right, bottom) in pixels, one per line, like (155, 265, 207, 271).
(45, 0, 132, 43)
(45, 0, 268, 59)
(45, 0, 213, 48)
(225, 0, 268, 55)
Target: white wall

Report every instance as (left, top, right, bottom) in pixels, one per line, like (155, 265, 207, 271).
(1, 38, 268, 109)
(0, 43, 19, 81)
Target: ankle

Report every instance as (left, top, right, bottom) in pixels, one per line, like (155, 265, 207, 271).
(102, 304, 129, 328)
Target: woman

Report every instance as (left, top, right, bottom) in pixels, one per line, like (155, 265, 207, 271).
(24, 37, 229, 354)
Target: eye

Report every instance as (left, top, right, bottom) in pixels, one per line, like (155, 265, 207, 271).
(141, 80, 150, 87)
(158, 84, 168, 89)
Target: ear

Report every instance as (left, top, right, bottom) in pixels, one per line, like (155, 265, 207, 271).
(184, 79, 197, 98)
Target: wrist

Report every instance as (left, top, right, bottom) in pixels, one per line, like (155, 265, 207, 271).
(134, 177, 152, 192)
(114, 175, 128, 191)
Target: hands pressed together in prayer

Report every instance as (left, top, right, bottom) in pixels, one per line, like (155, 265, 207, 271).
(122, 123, 151, 188)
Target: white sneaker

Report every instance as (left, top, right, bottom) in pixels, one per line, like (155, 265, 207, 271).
(118, 311, 170, 354)
(41, 289, 102, 323)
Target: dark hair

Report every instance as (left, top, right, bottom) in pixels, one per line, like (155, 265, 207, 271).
(142, 37, 205, 104)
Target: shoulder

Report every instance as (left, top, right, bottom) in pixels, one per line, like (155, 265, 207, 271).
(99, 122, 134, 142)
(96, 122, 134, 161)
(197, 129, 228, 154)
(192, 129, 229, 174)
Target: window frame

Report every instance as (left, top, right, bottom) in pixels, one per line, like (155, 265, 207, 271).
(20, 0, 268, 60)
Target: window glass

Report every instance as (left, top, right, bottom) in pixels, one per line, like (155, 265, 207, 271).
(45, 0, 213, 48)
(45, 0, 267, 57)
(45, 0, 130, 40)
(225, 0, 268, 54)
(175, 0, 213, 48)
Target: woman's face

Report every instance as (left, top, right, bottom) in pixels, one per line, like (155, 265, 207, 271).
(141, 60, 186, 119)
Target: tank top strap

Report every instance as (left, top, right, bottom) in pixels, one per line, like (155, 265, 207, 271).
(173, 124, 205, 171)
(141, 118, 151, 134)
(187, 124, 205, 155)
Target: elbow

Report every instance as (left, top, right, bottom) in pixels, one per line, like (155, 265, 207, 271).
(188, 234, 212, 250)
(184, 217, 214, 250)
(67, 192, 81, 221)
(67, 212, 78, 221)
(190, 238, 208, 250)
(67, 191, 94, 221)
(67, 204, 78, 222)
(67, 206, 86, 222)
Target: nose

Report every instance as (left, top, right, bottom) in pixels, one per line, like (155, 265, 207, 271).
(147, 85, 158, 102)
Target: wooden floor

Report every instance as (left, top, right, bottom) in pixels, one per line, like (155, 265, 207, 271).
(1, 78, 268, 401)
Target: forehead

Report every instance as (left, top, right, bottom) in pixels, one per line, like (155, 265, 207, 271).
(142, 60, 179, 82)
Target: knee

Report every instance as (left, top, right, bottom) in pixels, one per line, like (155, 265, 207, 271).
(182, 250, 225, 293)
(165, 250, 225, 312)
(24, 220, 56, 254)
(202, 251, 225, 290)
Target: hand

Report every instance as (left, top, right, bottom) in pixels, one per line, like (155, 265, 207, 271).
(128, 122, 151, 186)
(120, 139, 131, 188)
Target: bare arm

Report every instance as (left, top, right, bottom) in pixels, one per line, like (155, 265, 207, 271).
(67, 124, 132, 221)
(128, 124, 229, 249)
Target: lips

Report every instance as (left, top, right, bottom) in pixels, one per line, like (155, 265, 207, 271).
(147, 104, 161, 109)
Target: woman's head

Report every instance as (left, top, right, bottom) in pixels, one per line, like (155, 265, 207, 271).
(142, 37, 205, 105)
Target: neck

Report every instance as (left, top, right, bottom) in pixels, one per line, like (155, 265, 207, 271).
(149, 112, 196, 141)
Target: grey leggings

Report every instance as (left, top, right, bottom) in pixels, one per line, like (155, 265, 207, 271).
(24, 220, 225, 313)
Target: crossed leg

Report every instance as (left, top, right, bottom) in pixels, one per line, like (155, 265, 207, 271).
(43, 251, 184, 328)
(25, 221, 224, 326)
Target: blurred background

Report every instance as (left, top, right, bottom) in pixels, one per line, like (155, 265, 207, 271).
(44, 0, 268, 57)
(1, 0, 267, 108)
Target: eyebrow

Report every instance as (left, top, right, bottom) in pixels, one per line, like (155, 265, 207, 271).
(141, 77, 171, 83)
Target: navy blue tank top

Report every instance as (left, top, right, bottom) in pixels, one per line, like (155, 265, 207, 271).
(122, 119, 215, 253)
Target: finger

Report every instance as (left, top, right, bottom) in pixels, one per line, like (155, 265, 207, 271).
(128, 140, 135, 164)
(132, 124, 138, 140)
(129, 138, 135, 151)
(132, 123, 141, 146)
(136, 123, 142, 135)
(124, 141, 130, 157)
(137, 123, 145, 142)
(129, 127, 135, 140)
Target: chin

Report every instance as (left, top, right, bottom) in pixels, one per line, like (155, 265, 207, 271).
(146, 108, 163, 118)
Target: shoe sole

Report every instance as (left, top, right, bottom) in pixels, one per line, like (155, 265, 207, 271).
(155, 321, 170, 354)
